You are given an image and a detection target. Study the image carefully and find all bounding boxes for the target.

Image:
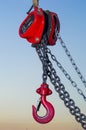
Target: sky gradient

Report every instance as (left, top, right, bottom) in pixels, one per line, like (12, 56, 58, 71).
(0, 0, 86, 130)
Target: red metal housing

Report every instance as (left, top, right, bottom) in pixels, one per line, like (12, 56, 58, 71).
(46, 11, 60, 46)
(19, 7, 60, 46)
(19, 7, 45, 44)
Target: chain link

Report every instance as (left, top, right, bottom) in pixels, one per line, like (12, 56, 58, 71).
(58, 34, 86, 88)
(46, 47, 86, 101)
(34, 34, 48, 83)
(47, 58, 86, 130)
(34, 34, 86, 129)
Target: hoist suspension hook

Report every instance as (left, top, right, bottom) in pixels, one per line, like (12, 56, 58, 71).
(32, 0, 39, 7)
(27, 0, 39, 14)
(32, 83, 55, 124)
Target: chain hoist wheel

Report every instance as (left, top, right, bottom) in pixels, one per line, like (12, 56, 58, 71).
(44, 11, 60, 46)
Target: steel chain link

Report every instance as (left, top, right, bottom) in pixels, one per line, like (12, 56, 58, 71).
(33, 35, 86, 129)
(32, 34, 49, 83)
(46, 47, 86, 101)
(58, 34, 86, 88)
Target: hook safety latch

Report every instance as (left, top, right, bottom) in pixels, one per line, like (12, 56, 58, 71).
(32, 83, 55, 124)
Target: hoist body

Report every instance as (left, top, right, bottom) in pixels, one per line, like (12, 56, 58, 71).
(19, 7, 45, 44)
(19, 7, 60, 45)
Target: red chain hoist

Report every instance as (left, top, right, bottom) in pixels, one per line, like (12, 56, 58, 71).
(19, 3, 60, 45)
(19, 0, 86, 129)
(19, 1, 60, 123)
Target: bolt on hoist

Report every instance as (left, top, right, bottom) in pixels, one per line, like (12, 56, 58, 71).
(19, 0, 86, 129)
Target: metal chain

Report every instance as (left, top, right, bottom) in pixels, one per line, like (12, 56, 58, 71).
(32, 34, 48, 83)
(41, 35, 48, 83)
(58, 34, 86, 89)
(46, 47, 86, 101)
(34, 35, 86, 130)
(47, 58, 86, 130)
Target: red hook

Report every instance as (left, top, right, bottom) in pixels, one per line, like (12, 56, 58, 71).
(32, 83, 55, 124)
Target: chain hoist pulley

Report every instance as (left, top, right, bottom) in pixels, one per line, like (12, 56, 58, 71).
(19, 0, 86, 129)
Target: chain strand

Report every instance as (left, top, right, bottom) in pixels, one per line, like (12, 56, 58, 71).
(46, 47, 86, 101)
(34, 35, 86, 130)
(58, 34, 86, 88)
(47, 57, 86, 130)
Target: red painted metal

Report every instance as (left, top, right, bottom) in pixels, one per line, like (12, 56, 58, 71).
(19, 6, 60, 46)
(32, 83, 55, 124)
(48, 11, 60, 46)
(19, 7, 45, 44)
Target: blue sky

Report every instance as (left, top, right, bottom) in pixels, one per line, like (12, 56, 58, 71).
(0, 0, 86, 130)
